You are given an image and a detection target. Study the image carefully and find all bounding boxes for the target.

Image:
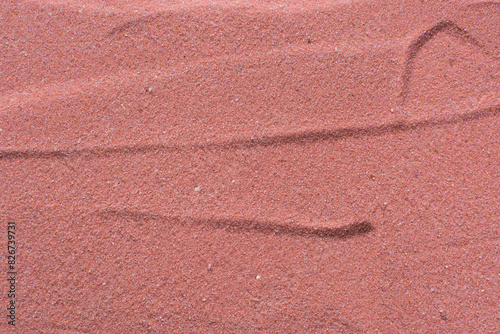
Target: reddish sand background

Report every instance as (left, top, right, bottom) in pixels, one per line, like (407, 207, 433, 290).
(1, 0, 500, 332)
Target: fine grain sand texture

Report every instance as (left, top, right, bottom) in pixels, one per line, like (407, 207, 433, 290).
(1, 0, 500, 332)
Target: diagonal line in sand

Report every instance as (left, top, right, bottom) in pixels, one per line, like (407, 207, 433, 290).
(1, 104, 498, 160)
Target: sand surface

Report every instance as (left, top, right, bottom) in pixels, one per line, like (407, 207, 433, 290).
(1, 0, 500, 332)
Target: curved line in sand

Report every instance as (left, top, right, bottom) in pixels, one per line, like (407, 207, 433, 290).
(1, 104, 498, 160)
(401, 20, 500, 103)
(96, 209, 374, 240)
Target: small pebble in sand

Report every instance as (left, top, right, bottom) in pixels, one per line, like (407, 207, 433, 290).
(194, 186, 201, 192)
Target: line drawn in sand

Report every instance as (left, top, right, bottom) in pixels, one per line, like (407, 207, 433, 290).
(2, 9, 499, 240)
(97, 210, 374, 240)
(0, 104, 498, 160)
(400, 19, 499, 103)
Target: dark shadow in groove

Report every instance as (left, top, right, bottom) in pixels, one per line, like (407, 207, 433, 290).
(401, 20, 498, 103)
(98, 210, 374, 240)
(1, 105, 498, 161)
(465, 1, 500, 10)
